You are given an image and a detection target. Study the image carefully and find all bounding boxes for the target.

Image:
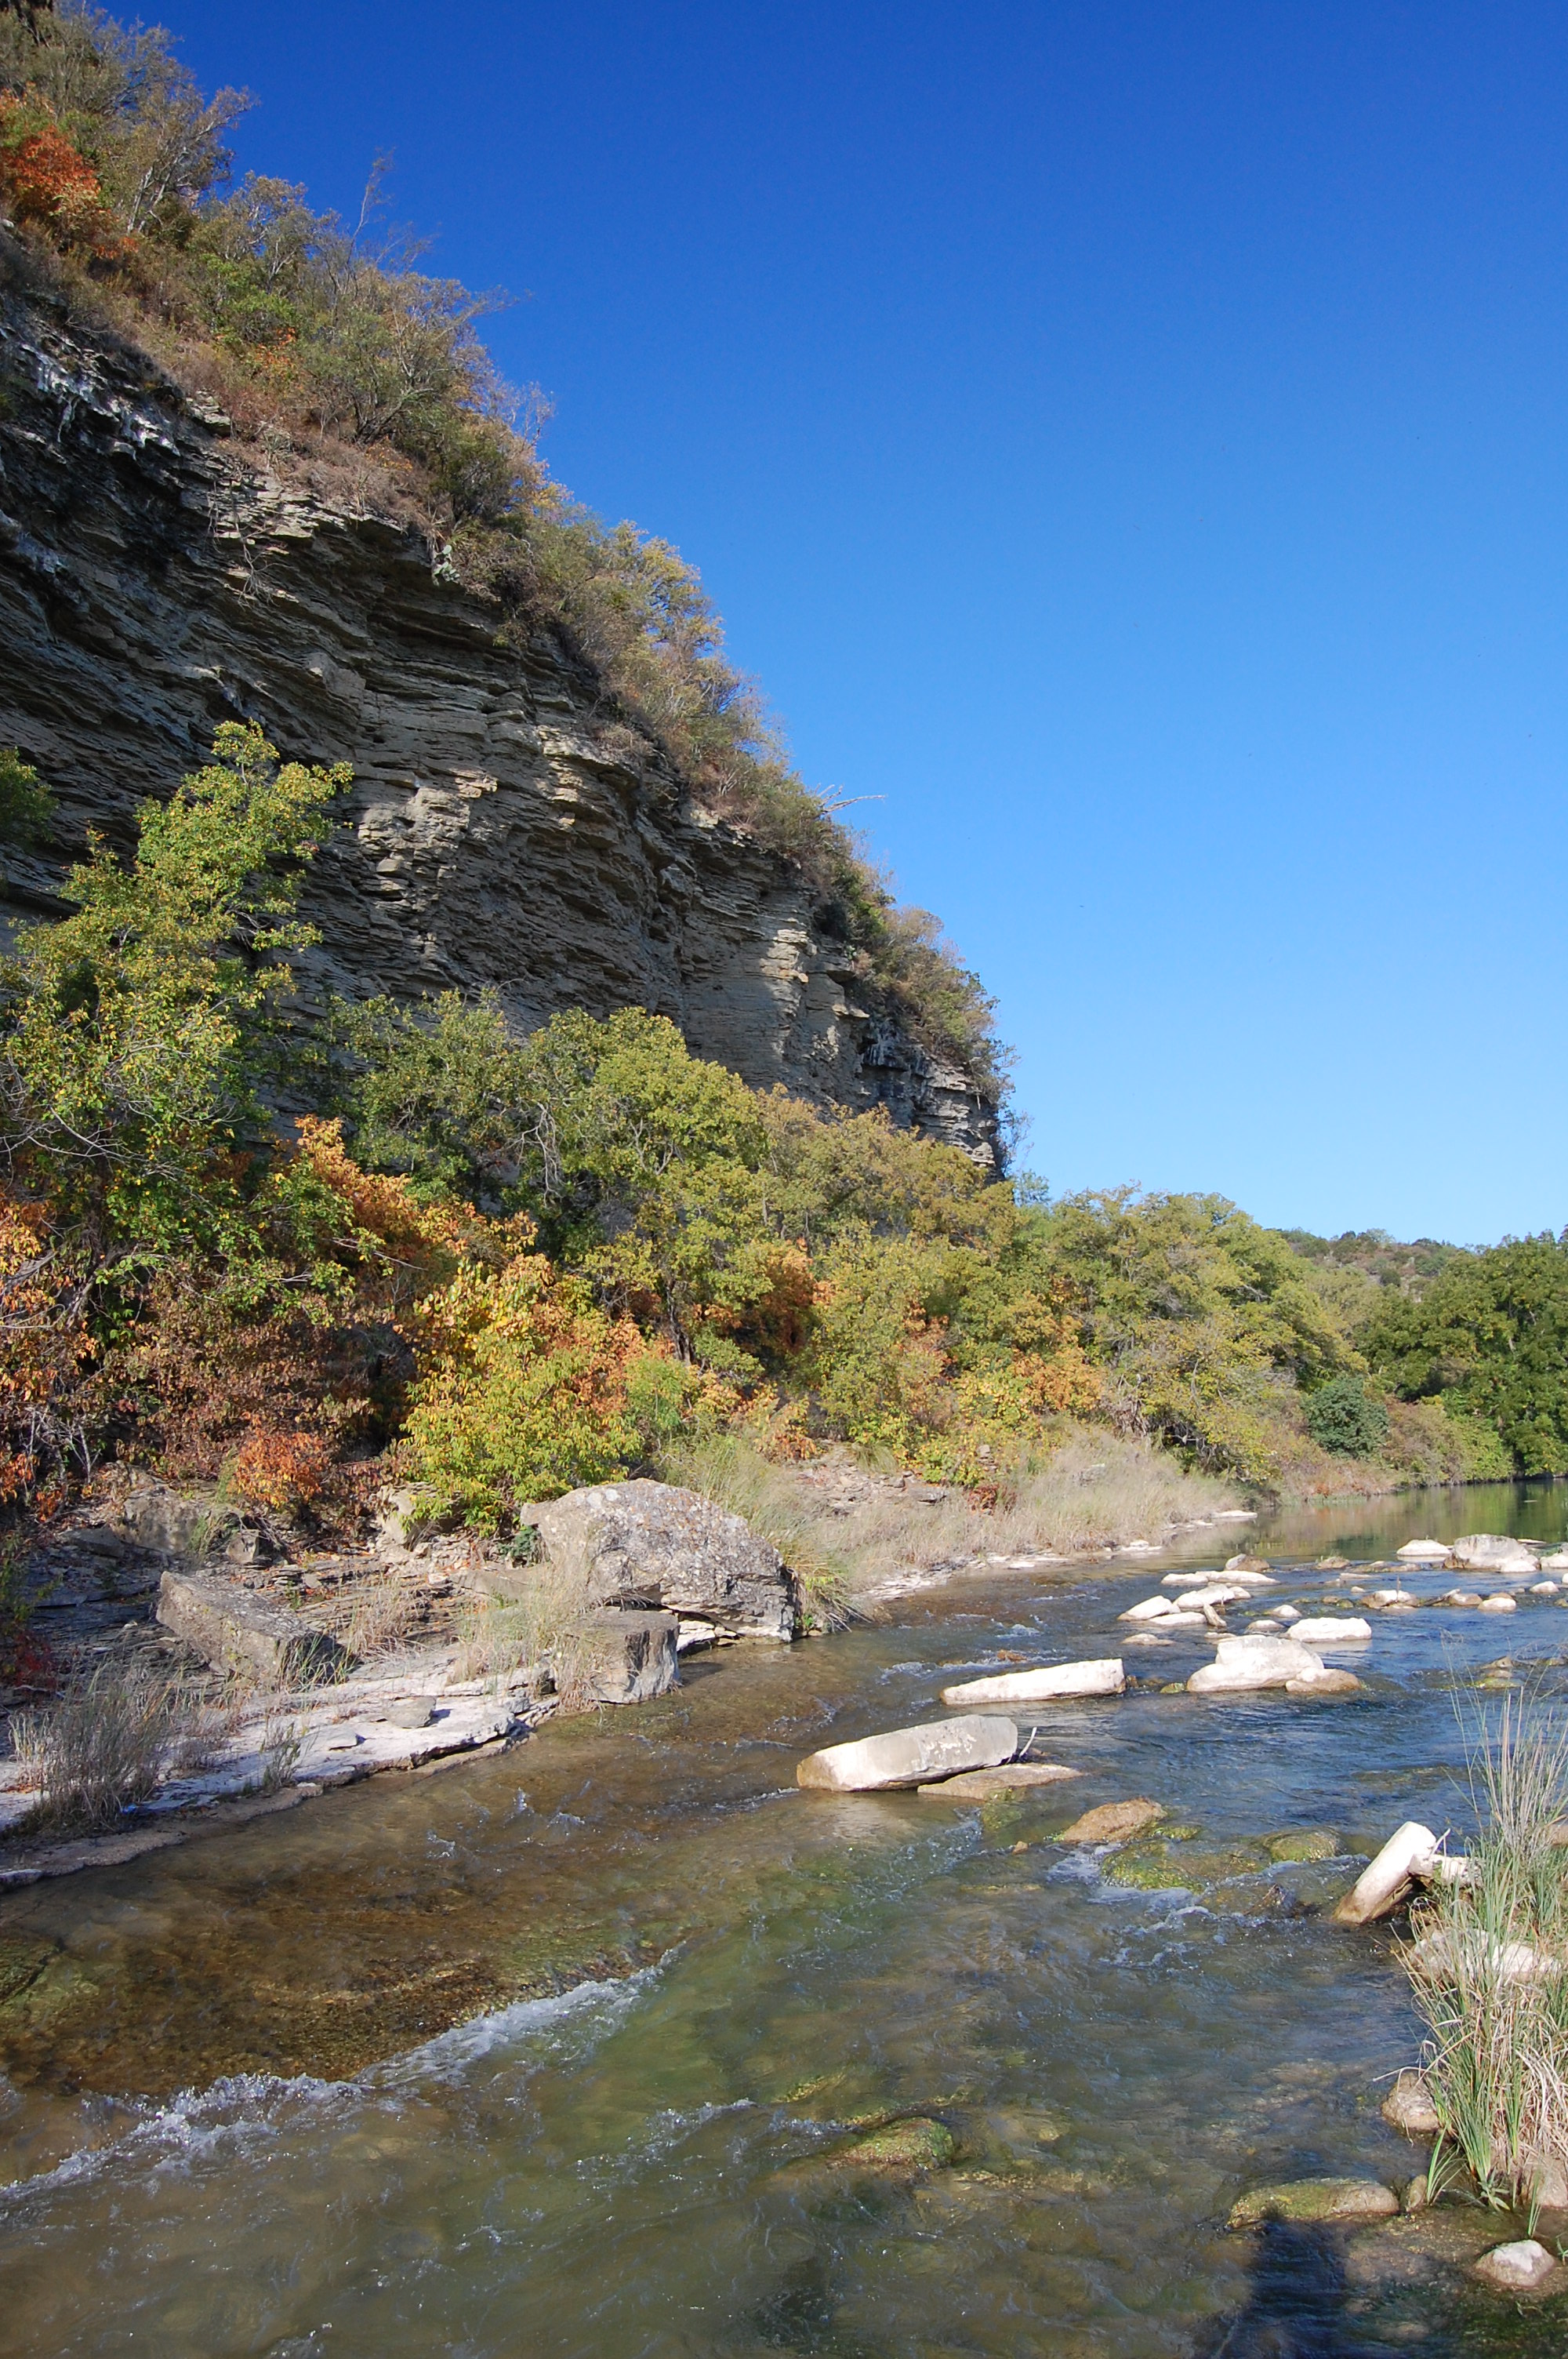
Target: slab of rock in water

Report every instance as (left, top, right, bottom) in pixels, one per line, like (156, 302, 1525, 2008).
(797, 1714, 1019, 1792)
(916, 1762, 1082, 1800)
(1472, 2238, 1560, 2292)
(1187, 1636, 1323, 1695)
(1332, 1821, 1439, 1925)
(1058, 1797, 1163, 1845)
(1229, 2177, 1399, 2227)
(1288, 1617, 1373, 1642)
(939, 1659, 1123, 1707)
(157, 1568, 349, 1685)
(524, 1480, 796, 1640)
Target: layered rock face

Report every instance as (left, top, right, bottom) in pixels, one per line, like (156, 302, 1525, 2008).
(0, 282, 996, 1159)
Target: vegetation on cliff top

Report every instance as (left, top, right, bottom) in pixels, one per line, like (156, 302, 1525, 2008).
(0, 0, 1001, 1096)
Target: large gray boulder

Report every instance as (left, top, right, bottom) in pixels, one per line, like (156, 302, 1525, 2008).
(158, 1568, 349, 1685)
(1450, 1534, 1539, 1572)
(797, 1715, 1019, 1792)
(528, 1480, 796, 1640)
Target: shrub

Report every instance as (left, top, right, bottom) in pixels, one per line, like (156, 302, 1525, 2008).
(1302, 1374, 1389, 1458)
(402, 1245, 652, 1530)
(0, 746, 53, 843)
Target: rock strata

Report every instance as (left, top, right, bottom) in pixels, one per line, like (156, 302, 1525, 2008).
(157, 1568, 349, 1685)
(0, 289, 996, 1160)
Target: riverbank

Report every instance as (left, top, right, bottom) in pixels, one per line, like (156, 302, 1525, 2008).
(2, 1479, 1567, 2354)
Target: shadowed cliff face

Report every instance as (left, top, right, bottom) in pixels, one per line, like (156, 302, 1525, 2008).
(0, 282, 998, 1162)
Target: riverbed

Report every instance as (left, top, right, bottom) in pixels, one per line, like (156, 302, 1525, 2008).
(2, 1481, 1566, 2357)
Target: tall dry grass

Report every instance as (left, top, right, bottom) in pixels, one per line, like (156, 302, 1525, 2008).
(12, 1652, 185, 1832)
(1405, 1692, 1568, 2215)
(662, 1427, 1239, 1616)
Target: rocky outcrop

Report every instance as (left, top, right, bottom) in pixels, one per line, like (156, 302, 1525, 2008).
(528, 1478, 797, 1640)
(0, 277, 997, 1160)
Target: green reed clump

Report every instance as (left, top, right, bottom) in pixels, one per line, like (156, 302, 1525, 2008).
(1404, 1692, 1568, 2214)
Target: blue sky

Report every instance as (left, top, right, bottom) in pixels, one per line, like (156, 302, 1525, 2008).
(152, 2, 1566, 1246)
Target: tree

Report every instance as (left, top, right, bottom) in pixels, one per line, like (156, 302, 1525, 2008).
(0, 721, 348, 1257)
(1303, 1375, 1389, 1458)
(1363, 1236, 1568, 1474)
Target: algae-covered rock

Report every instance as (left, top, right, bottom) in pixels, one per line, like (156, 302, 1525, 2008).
(1229, 2177, 1400, 2227)
(830, 2117, 956, 2172)
(1057, 1798, 1163, 1846)
(0, 1934, 95, 2034)
(1265, 1829, 1341, 1864)
(1104, 1837, 1268, 1893)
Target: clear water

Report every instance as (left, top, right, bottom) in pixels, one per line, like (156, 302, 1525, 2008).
(2, 1481, 1567, 2357)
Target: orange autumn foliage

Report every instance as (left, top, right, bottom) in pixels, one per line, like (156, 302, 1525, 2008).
(0, 93, 113, 247)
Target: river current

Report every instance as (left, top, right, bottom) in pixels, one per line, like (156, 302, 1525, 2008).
(2, 1482, 1568, 2357)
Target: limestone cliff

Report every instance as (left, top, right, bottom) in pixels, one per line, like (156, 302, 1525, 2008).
(0, 282, 998, 1161)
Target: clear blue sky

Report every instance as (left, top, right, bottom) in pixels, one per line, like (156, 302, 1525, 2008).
(151, 1, 1565, 1248)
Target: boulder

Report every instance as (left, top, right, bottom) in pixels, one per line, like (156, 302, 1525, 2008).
(1225, 1554, 1272, 1574)
(1332, 1821, 1439, 1925)
(797, 1715, 1018, 1793)
(939, 1659, 1124, 1707)
(1187, 1636, 1324, 1695)
(1316, 1555, 1351, 1570)
(1450, 1535, 1539, 1572)
(114, 1484, 269, 1566)
(1472, 2240, 1558, 2293)
(1443, 1590, 1486, 1608)
(1396, 1539, 1452, 1559)
(1118, 1596, 1178, 1622)
(1530, 1581, 1560, 1597)
(1286, 1668, 1363, 1697)
(1180, 1583, 1258, 1609)
(157, 1568, 349, 1686)
(561, 1610, 680, 1705)
(1162, 1571, 1217, 1587)
(1229, 2179, 1399, 2228)
(528, 1479, 795, 1640)
(1477, 1594, 1518, 1613)
(1058, 1797, 1163, 1845)
(1288, 1617, 1373, 1642)
(916, 1762, 1082, 1799)
(1381, 2070, 1441, 2135)
(1541, 1549, 1568, 1572)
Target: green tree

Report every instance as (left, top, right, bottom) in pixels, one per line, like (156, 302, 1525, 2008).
(0, 721, 348, 1257)
(1363, 1236, 1568, 1473)
(1303, 1374, 1389, 1458)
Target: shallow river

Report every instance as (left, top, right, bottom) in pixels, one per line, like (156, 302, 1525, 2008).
(3, 1483, 1568, 2357)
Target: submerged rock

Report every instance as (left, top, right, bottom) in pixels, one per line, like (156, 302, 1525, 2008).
(829, 2117, 955, 2172)
(1229, 2178, 1399, 2227)
(1265, 1828, 1341, 1863)
(797, 1715, 1018, 1793)
(1057, 1797, 1163, 1845)
(939, 1659, 1123, 1707)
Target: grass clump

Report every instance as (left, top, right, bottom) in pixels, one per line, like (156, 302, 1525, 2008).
(1405, 1692, 1568, 2215)
(11, 1648, 181, 1830)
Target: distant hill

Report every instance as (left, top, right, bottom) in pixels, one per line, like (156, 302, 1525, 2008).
(1277, 1228, 1470, 1299)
